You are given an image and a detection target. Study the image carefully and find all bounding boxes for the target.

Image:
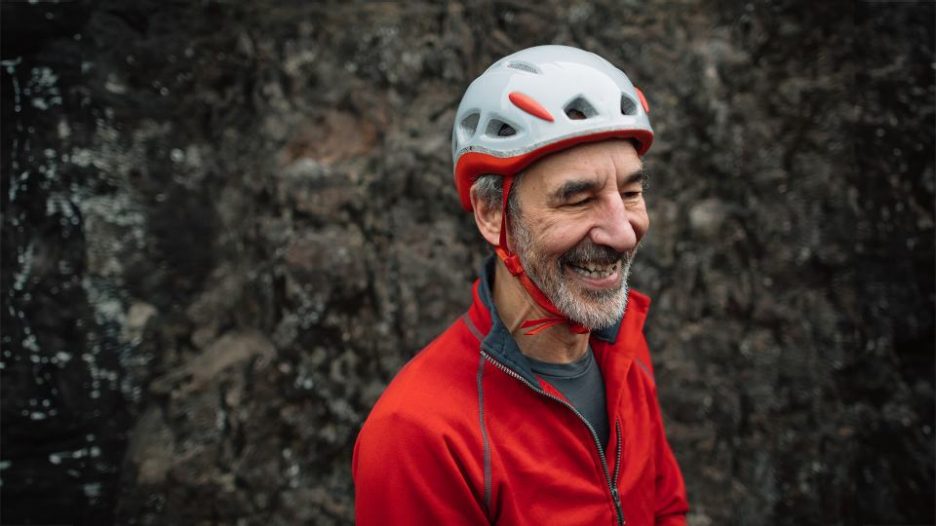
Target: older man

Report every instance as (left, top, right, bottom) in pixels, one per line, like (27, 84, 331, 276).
(353, 45, 688, 525)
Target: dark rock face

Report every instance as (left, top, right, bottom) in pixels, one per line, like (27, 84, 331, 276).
(1, 1, 932, 525)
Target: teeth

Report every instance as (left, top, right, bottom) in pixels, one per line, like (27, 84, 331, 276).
(569, 261, 618, 279)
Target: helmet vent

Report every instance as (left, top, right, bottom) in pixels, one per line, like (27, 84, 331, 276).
(459, 113, 480, 142)
(486, 119, 517, 138)
(506, 61, 541, 74)
(564, 97, 598, 120)
(620, 94, 638, 116)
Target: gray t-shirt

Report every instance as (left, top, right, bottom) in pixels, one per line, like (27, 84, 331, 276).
(525, 347, 609, 449)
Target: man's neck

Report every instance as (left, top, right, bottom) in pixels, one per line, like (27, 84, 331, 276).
(491, 258, 591, 364)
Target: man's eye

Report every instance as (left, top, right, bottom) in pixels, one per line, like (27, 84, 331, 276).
(567, 197, 592, 206)
(621, 191, 642, 200)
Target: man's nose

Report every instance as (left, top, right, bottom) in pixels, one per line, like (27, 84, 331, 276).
(588, 196, 638, 253)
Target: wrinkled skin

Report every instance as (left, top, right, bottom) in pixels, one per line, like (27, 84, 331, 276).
(506, 139, 649, 329)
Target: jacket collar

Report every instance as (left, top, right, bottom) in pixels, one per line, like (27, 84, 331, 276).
(467, 256, 646, 386)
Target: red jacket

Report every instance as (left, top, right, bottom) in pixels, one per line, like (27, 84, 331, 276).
(353, 260, 688, 525)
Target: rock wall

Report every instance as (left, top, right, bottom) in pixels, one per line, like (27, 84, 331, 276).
(1, 1, 933, 525)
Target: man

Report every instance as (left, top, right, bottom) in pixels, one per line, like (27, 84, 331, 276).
(353, 45, 688, 525)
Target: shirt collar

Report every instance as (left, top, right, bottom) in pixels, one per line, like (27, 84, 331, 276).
(474, 255, 624, 385)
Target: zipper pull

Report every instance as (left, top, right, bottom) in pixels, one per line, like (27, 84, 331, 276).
(611, 486, 624, 525)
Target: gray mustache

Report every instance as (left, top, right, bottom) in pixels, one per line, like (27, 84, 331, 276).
(560, 241, 627, 267)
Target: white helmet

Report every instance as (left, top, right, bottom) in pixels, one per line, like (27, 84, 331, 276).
(452, 45, 653, 211)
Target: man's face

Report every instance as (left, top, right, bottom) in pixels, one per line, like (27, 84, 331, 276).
(510, 140, 649, 329)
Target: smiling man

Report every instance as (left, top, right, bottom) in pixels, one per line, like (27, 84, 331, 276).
(353, 45, 689, 525)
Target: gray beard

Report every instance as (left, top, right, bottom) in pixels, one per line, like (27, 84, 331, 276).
(551, 255, 632, 329)
(511, 217, 633, 330)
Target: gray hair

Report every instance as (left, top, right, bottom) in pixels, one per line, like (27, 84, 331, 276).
(471, 173, 524, 218)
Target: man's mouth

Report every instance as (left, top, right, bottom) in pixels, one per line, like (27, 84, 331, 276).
(566, 260, 620, 279)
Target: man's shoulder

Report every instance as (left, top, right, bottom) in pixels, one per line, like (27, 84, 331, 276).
(364, 314, 481, 431)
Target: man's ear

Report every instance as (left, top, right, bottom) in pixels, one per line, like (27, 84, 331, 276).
(470, 185, 502, 247)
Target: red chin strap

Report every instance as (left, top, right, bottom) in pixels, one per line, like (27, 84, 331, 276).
(495, 176, 590, 337)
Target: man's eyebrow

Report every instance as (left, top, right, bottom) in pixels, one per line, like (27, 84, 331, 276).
(550, 170, 647, 202)
(622, 170, 646, 186)
(551, 179, 600, 202)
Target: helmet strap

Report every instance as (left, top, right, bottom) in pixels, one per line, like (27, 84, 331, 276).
(494, 176, 589, 336)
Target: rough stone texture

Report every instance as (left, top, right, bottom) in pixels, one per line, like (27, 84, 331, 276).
(1, 1, 933, 525)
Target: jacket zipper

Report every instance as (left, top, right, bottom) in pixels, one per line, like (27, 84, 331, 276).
(481, 351, 625, 526)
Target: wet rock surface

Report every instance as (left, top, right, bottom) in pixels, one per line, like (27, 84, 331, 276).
(1, 1, 933, 525)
